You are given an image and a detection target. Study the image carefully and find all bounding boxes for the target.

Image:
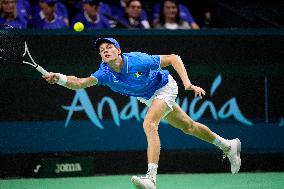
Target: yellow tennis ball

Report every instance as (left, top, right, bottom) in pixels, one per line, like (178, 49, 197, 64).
(73, 22, 84, 32)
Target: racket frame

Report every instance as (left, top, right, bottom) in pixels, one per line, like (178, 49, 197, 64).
(22, 42, 49, 76)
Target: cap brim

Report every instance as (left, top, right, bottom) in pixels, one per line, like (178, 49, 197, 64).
(95, 38, 115, 52)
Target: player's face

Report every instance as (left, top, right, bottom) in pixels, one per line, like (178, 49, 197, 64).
(99, 43, 121, 63)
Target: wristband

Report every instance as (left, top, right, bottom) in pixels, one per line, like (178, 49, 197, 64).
(56, 73, 67, 86)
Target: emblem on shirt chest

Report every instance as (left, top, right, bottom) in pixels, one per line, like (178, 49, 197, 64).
(133, 72, 142, 78)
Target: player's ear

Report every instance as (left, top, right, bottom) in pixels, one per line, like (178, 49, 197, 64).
(117, 48, 122, 55)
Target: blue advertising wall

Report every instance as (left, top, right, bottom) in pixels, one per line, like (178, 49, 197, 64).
(0, 30, 283, 154)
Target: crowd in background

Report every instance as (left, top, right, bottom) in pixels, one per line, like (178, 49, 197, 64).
(0, 0, 206, 30)
(1, 0, 283, 30)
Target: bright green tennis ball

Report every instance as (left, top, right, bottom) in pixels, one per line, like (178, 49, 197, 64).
(73, 22, 84, 32)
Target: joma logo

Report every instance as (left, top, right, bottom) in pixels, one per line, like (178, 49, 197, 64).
(55, 163, 82, 173)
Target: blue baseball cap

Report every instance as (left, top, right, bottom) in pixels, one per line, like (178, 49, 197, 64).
(95, 38, 121, 52)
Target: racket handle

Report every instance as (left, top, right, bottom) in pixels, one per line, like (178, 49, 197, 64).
(36, 65, 49, 76)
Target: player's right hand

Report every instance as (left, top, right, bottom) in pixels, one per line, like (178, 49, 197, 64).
(42, 72, 59, 84)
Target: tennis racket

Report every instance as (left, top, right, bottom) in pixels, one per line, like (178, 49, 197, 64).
(0, 24, 49, 75)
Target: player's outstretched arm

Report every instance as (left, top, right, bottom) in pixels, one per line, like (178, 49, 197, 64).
(43, 72, 98, 90)
(160, 54, 206, 98)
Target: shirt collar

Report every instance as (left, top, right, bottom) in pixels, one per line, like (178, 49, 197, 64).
(121, 54, 129, 74)
(102, 55, 128, 74)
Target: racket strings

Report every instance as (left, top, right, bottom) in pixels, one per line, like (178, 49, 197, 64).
(0, 25, 25, 62)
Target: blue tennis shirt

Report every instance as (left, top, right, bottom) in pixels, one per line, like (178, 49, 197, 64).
(91, 52, 169, 99)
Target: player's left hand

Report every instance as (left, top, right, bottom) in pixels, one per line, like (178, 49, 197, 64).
(185, 84, 206, 98)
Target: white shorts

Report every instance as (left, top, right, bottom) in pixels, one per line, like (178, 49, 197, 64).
(137, 74, 178, 117)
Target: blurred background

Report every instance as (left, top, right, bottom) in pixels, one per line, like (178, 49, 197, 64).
(0, 0, 283, 29)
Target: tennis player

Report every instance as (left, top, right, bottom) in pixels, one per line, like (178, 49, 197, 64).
(43, 38, 241, 189)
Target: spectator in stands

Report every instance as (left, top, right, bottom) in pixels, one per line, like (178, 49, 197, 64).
(0, 0, 27, 28)
(68, 0, 112, 16)
(153, 0, 194, 29)
(29, 0, 68, 29)
(116, 0, 150, 29)
(110, 0, 149, 28)
(71, 0, 110, 30)
(153, 0, 199, 29)
(32, 0, 69, 26)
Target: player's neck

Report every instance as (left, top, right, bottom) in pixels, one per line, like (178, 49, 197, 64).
(107, 56, 123, 73)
